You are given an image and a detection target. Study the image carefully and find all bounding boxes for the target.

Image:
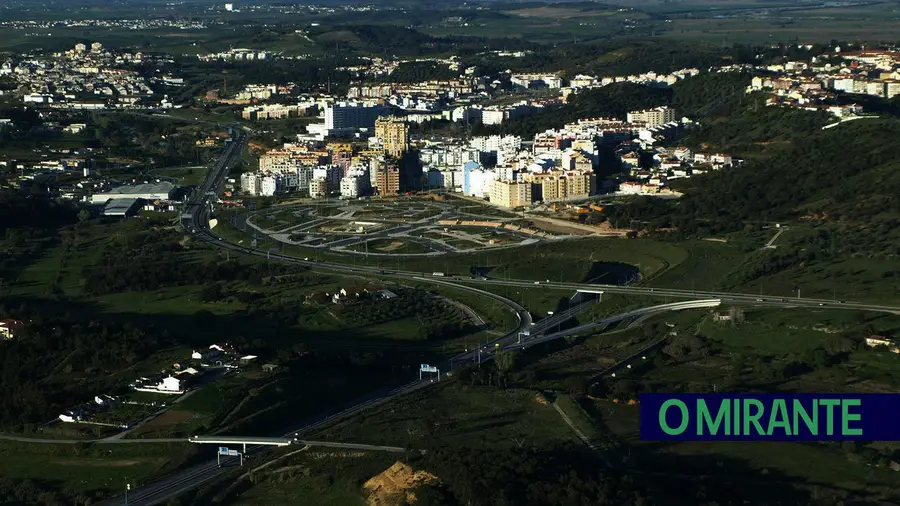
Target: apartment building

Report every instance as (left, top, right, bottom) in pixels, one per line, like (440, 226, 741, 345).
(309, 177, 327, 198)
(340, 174, 365, 198)
(374, 116, 409, 157)
(260, 174, 283, 196)
(525, 170, 596, 202)
(489, 179, 532, 208)
(240, 172, 262, 196)
(374, 165, 400, 195)
(627, 106, 678, 127)
(323, 101, 388, 136)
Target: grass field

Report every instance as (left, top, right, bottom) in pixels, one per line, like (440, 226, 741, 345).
(344, 238, 439, 255)
(0, 440, 197, 497)
(226, 451, 398, 506)
(586, 398, 900, 500)
(315, 381, 578, 450)
(499, 302, 900, 502)
(655, 17, 900, 44)
(647, 240, 748, 291)
(153, 166, 207, 187)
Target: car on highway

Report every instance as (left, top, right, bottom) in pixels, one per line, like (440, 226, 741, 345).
(756, 298, 765, 302)
(818, 303, 825, 306)
(838, 300, 846, 304)
(534, 281, 540, 285)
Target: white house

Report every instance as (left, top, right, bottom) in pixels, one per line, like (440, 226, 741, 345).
(134, 375, 184, 394)
(865, 336, 899, 353)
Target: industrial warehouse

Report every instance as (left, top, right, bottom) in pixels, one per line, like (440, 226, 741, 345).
(90, 181, 182, 217)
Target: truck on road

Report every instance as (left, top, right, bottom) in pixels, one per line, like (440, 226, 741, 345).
(432, 272, 445, 277)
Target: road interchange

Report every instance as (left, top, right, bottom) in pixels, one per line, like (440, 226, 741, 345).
(106, 127, 900, 505)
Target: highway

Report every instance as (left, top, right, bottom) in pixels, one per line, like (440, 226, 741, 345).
(107, 124, 900, 505)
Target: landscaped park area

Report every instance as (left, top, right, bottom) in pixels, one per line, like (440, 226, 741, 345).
(239, 196, 599, 257)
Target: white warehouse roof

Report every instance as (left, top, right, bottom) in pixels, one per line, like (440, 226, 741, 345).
(91, 182, 176, 203)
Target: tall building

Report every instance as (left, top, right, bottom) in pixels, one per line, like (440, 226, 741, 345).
(375, 165, 400, 196)
(312, 165, 343, 192)
(324, 101, 387, 136)
(309, 177, 327, 198)
(462, 161, 495, 198)
(627, 107, 677, 127)
(259, 150, 296, 172)
(340, 174, 365, 198)
(260, 174, 283, 196)
(241, 172, 261, 196)
(297, 165, 314, 191)
(374, 116, 409, 157)
(328, 143, 354, 172)
(489, 180, 532, 208)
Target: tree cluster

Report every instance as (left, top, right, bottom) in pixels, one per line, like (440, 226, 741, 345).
(378, 61, 459, 84)
(0, 304, 171, 428)
(80, 227, 296, 295)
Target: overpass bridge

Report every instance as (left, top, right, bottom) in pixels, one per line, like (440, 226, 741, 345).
(187, 435, 406, 454)
(188, 436, 292, 453)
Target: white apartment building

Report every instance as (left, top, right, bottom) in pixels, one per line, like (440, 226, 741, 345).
(313, 165, 343, 191)
(464, 168, 496, 198)
(494, 165, 515, 181)
(510, 74, 563, 89)
(481, 109, 506, 125)
(241, 172, 262, 196)
(260, 174, 283, 196)
(420, 145, 480, 168)
(309, 177, 327, 198)
(470, 134, 522, 153)
(627, 106, 677, 127)
(340, 174, 364, 198)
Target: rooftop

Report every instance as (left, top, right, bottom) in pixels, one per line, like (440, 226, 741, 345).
(106, 181, 176, 195)
(103, 198, 141, 215)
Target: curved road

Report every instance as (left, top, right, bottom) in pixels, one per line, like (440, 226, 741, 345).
(104, 125, 900, 505)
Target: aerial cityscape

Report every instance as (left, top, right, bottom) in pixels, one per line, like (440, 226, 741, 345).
(1, 0, 900, 505)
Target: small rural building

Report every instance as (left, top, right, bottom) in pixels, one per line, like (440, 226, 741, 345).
(0, 319, 24, 340)
(865, 335, 899, 353)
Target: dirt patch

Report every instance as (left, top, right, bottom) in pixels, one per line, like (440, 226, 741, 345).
(309, 451, 367, 459)
(524, 219, 593, 236)
(363, 461, 439, 506)
(376, 241, 405, 252)
(143, 410, 193, 429)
